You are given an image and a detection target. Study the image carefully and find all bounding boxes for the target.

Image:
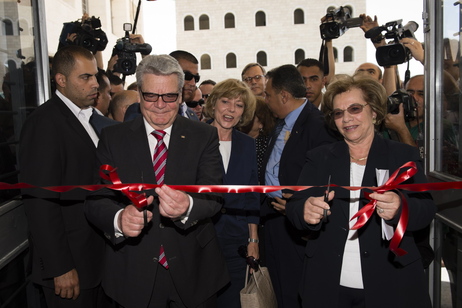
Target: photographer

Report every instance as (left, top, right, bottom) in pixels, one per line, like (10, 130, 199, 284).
(58, 14, 107, 69)
(383, 75, 424, 147)
(358, 14, 398, 96)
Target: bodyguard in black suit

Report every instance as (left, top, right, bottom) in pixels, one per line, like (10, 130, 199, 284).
(261, 65, 338, 307)
(19, 46, 114, 307)
(85, 54, 229, 308)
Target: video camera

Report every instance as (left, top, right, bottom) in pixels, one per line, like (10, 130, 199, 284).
(319, 6, 362, 40)
(112, 23, 152, 76)
(365, 20, 419, 66)
(60, 16, 108, 54)
(387, 89, 417, 121)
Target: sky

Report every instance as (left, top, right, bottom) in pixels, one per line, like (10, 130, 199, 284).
(141, 0, 427, 79)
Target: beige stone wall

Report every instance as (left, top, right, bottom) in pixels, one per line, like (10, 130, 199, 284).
(175, 0, 368, 83)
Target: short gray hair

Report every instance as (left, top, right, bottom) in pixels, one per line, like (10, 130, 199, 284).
(136, 54, 185, 92)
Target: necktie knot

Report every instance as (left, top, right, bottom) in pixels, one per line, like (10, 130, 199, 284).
(152, 130, 166, 141)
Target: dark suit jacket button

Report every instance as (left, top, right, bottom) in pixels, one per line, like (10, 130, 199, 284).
(221, 208, 226, 214)
(159, 223, 164, 229)
(362, 251, 370, 258)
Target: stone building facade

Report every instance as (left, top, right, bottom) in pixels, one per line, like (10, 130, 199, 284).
(175, 0, 368, 83)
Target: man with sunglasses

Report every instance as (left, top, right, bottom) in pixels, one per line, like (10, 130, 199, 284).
(170, 50, 201, 121)
(261, 64, 338, 308)
(242, 62, 267, 97)
(85, 54, 229, 308)
(186, 87, 205, 120)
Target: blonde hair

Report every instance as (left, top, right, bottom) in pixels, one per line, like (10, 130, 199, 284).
(203, 79, 256, 127)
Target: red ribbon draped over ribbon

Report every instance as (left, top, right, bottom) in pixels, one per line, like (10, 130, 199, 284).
(350, 161, 417, 256)
(5, 162, 456, 256)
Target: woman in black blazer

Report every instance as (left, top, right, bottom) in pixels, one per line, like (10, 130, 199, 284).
(203, 79, 260, 308)
(286, 77, 436, 308)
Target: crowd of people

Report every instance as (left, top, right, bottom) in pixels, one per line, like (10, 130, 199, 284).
(17, 11, 455, 308)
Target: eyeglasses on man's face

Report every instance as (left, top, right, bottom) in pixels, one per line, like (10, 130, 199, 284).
(243, 75, 264, 83)
(184, 70, 200, 83)
(186, 99, 204, 108)
(331, 103, 369, 120)
(202, 94, 210, 100)
(141, 91, 180, 103)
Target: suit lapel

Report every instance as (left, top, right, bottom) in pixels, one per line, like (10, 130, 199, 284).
(328, 141, 351, 219)
(55, 96, 96, 150)
(164, 116, 187, 184)
(129, 116, 157, 184)
(223, 129, 242, 185)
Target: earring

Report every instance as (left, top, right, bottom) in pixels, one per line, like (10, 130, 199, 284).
(372, 117, 377, 125)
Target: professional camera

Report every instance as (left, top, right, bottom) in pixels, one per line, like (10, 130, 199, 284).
(112, 23, 152, 75)
(365, 20, 419, 66)
(319, 6, 362, 40)
(387, 89, 417, 121)
(60, 16, 108, 54)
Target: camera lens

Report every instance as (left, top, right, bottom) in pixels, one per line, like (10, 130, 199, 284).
(388, 46, 404, 59)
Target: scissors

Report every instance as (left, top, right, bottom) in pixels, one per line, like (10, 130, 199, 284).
(322, 175, 331, 223)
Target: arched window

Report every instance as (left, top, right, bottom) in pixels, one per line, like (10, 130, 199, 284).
(184, 16, 194, 31)
(344, 46, 354, 62)
(294, 9, 304, 24)
(226, 53, 237, 68)
(224, 13, 235, 29)
(256, 51, 267, 67)
(199, 14, 210, 30)
(201, 54, 211, 70)
(255, 11, 266, 27)
(3, 19, 13, 35)
(333, 47, 338, 62)
(295, 49, 305, 65)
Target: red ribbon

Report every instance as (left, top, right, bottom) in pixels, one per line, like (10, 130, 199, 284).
(5, 162, 454, 256)
(350, 161, 417, 256)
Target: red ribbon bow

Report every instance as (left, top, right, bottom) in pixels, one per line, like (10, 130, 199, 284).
(350, 161, 417, 256)
(99, 165, 150, 209)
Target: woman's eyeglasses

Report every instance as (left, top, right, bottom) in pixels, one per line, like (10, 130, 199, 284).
(330, 103, 369, 120)
(186, 99, 205, 108)
(184, 70, 200, 83)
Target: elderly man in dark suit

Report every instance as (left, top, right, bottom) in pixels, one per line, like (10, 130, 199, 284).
(19, 45, 115, 307)
(84, 54, 229, 308)
(261, 64, 339, 307)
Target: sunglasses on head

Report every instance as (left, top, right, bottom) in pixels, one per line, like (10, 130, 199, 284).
(186, 99, 204, 108)
(330, 103, 369, 120)
(184, 70, 200, 83)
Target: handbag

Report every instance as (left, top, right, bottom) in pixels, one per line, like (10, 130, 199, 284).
(240, 264, 277, 308)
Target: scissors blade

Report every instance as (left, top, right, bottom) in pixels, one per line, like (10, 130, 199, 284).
(323, 175, 331, 222)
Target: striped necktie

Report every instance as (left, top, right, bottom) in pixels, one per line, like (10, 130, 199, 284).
(151, 130, 169, 269)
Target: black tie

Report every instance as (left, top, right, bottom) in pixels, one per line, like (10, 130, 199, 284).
(267, 119, 285, 153)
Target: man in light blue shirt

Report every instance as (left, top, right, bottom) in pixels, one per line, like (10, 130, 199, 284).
(261, 64, 338, 308)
